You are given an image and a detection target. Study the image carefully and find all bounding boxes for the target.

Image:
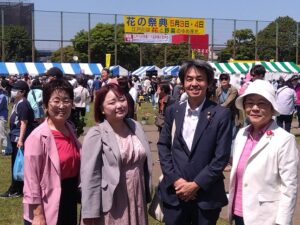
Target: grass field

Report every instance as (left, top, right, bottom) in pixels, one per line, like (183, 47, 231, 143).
(0, 102, 231, 225)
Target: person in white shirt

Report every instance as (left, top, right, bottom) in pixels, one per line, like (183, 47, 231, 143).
(129, 81, 138, 103)
(73, 78, 90, 119)
(276, 77, 297, 132)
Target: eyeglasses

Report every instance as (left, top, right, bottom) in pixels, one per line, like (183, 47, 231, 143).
(244, 101, 271, 109)
(220, 77, 228, 81)
(49, 98, 72, 106)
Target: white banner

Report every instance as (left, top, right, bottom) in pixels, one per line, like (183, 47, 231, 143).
(124, 33, 172, 44)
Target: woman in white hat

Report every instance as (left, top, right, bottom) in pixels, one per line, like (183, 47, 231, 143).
(228, 79, 298, 225)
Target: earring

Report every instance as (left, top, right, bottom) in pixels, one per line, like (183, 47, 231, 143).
(102, 111, 105, 114)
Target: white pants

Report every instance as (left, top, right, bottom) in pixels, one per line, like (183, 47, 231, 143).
(0, 119, 8, 150)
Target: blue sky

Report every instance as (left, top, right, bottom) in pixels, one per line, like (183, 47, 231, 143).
(32, 0, 300, 21)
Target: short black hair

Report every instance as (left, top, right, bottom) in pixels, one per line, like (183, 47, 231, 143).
(102, 68, 110, 74)
(31, 78, 42, 89)
(160, 82, 171, 95)
(77, 77, 85, 86)
(250, 65, 266, 77)
(46, 67, 64, 79)
(219, 73, 230, 80)
(178, 59, 214, 86)
(43, 78, 74, 109)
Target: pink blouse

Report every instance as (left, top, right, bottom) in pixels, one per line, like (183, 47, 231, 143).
(233, 122, 271, 217)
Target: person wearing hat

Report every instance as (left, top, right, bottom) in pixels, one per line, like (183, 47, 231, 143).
(158, 60, 232, 225)
(0, 80, 34, 198)
(289, 75, 300, 128)
(276, 77, 297, 133)
(228, 80, 298, 225)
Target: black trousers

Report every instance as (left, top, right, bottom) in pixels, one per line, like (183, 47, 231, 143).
(24, 177, 78, 225)
(9, 141, 23, 194)
(296, 105, 300, 127)
(75, 107, 86, 118)
(276, 114, 293, 132)
(163, 201, 221, 225)
(233, 215, 245, 225)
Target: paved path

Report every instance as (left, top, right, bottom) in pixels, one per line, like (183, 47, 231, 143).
(142, 124, 300, 224)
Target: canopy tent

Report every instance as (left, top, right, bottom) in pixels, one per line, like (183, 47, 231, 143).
(109, 65, 129, 76)
(132, 65, 162, 76)
(258, 62, 300, 73)
(162, 66, 180, 76)
(210, 62, 250, 74)
(210, 62, 300, 74)
(0, 62, 103, 76)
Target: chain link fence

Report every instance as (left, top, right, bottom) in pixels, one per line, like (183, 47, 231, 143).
(0, 9, 299, 65)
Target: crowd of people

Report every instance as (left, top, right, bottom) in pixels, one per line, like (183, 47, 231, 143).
(0, 60, 298, 225)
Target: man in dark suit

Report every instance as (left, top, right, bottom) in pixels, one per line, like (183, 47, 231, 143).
(157, 60, 232, 225)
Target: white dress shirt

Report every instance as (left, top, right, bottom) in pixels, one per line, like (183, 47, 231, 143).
(182, 99, 205, 151)
(276, 85, 297, 115)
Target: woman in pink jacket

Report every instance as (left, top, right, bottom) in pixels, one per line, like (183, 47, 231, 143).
(23, 78, 81, 225)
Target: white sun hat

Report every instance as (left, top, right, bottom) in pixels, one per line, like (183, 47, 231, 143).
(235, 79, 280, 116)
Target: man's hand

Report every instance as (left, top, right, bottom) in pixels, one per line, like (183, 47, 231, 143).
(174, 178, 200, 202)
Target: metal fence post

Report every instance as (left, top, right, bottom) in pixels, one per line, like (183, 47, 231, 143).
(296, 22, 299, 64)
(60, 11, 63, 62)
(255, 20, 258, 60)
(233, 19, 236, 59)
(188, 35, 191, 58)
(1, 9, 4, 62)
(139, 44, 142, 67)
(114, 14, 118, 65)
(88, 13, 91, 63)
(210, 18, 214, 62)
(276, 21, 278, 61)
(164, 45, 167, 66)
(31, 9, 35, 62)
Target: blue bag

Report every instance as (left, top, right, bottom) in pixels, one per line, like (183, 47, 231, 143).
(13, 148, 24, 181)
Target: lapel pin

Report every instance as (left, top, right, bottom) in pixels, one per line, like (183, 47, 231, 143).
(207, 111, 212, 121)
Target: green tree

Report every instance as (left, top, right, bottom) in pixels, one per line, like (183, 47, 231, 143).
(257, 16, 297, 61)
(51, 23, 203, 69)
(218, 29, 255, 62)
(50, 45, 86, 62)
(52, 24, 141, 71)
(0, 25, 32, 62)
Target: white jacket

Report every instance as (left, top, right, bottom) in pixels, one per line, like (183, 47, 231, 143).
(228, 121, 299, 225)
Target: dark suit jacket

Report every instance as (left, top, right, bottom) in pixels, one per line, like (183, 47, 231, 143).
(157, 99, 232, 209)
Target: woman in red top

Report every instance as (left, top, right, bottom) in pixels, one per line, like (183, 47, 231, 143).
(23, 78, 81, 225)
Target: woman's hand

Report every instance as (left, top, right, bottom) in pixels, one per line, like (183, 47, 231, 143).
(17, 139, 23, 149)
(32, 204, 46, 225)
(32, 214, 46, 225)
